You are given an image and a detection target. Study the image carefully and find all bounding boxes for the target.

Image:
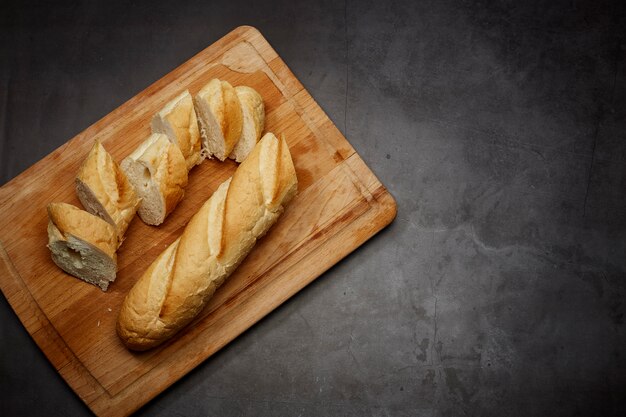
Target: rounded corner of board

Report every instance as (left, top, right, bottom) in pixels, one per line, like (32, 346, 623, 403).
(375, 188, 398, 228)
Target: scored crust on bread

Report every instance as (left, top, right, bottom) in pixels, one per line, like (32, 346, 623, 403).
(121, 133, 188, 226)
(194, 79, 243, 161)
(117, 132, 298, 350)
(47, 202, 118, 291)
(151, 90, 202, 171)
(75, 140, 140, 244)
(229, 85, 265, 163)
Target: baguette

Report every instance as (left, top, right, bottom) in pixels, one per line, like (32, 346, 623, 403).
(117, 132, 298, 350)
(121, 133, 188, 226)
(151, 90, 202, 171)
(229, 86, 265, 163)
(47, 202, 118, 291)
(194, 79, 243, 161)
(75, 140, 140, 244)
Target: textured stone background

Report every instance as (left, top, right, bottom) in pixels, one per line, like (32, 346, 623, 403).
(1, 0, 625, 416)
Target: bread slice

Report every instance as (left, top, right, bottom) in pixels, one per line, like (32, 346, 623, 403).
(75, 140, 140, 244)
(47, 202, 118, 291)
(229, 86, 265, 163)
(194, 79, 243, 161)
(121, 133, 188, 226)
(151, 90, 202, 171)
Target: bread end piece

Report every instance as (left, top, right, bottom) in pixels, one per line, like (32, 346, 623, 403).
(151, 90, 202, 171)
(121, 133, 188, 226)
(47, 202, 118, 291)
(116, 238, 181, 350)
(229, 85, 265, 163)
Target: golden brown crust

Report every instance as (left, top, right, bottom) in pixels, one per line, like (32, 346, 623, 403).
(116, 238, 180, 348)
(194, 79, 244, 161)
(152, 90, 202, 170)
(273, 134, 298, 208)
(219, 133, 265, 261)
(47, 202, 118, 260)
(121, 133, 188, 225)
(221, 81, 243, 156)
(161, 141, 189, 217)
(75, 140, 140, 242)
(117, 133, 297, 350)
(235, 86, 264, 141)
(230, 86, 265, 162)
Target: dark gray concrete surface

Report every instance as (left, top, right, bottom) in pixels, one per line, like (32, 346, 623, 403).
(1, 0, 625, 416)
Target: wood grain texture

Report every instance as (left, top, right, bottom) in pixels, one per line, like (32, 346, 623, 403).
(0, 26, 396, 417)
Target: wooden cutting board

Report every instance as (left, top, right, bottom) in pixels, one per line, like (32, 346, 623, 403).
(0, 26, 396, 416)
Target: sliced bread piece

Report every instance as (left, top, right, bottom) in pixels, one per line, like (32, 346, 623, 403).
(75, 139, 140, 244)
(194, 79, 243, 161)
(121, 133, 188, 226)
(47, 202, 118, 291)
(151, 90, 202, 171)
(229, 85, 265, 163)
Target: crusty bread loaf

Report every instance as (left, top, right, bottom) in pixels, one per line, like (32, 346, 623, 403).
(75, 140, 140, 244)
(47, 202, 118, 291)
(121, 133, 188, 226)
(194, 79, 243, 161)
(117, 132, 298, 350)
(151, 90, 202, 171)
(229, 86, 265, 163)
